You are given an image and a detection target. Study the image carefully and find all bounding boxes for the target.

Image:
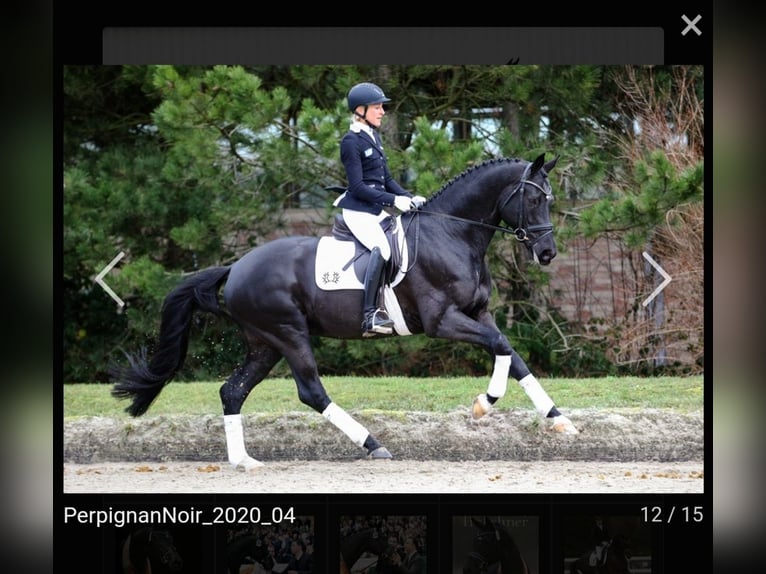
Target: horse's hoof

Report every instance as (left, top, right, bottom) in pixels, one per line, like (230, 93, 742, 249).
(550, 415, 579, 435)
(472, 393, 491, 419)
(368, 446, 393, 459)
(232, 456, 265, 472)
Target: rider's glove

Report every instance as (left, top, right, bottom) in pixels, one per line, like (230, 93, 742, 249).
(411, 195, 427, 208)
(394, 195, 415, 212)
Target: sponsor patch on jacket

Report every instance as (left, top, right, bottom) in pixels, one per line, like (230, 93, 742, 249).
(364, 147, 374, 157)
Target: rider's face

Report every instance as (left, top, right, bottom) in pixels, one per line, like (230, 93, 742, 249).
(357, 103, 385, 128)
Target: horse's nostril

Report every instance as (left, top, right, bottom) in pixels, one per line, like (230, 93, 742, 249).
(540, 249, 556, 265)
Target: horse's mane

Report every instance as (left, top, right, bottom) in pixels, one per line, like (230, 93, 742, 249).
(423, 157, 526, 206)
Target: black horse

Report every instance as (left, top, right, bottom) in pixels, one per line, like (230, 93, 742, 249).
(569, 534, 632, 574)
(340, 528, 389, 574)
(120, 527, 183, 574)
(462, 517, 528, 574)
(111, 154, 578, 470)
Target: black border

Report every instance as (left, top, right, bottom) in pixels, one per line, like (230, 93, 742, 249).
(55, 16, 711, 574)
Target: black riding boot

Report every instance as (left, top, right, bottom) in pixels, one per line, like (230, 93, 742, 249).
(361, 247, 394, 336)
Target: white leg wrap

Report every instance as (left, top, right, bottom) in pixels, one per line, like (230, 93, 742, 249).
(487, 355, 511, 398)
(322, 402, 369, 447)
(223, 414, 263, 470)
(518, 374, 555, 417)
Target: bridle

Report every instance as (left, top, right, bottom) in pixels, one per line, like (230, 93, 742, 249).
(396, 161, 555, 274)
(497, 162, 554, 245)
(416, 162, 554, 247)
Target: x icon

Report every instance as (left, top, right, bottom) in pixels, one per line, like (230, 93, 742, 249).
(682, 14, 702, 36)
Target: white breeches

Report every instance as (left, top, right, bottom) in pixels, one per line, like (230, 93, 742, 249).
(343, 208, 391, 261)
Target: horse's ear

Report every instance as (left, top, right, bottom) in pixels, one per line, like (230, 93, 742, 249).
(530, 153, 547, 175)
(544, 155, 560, 173)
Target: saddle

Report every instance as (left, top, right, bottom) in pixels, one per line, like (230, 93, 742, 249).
(329, 212, 402, 285)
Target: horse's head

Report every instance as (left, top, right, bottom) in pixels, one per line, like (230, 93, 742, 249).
(462, 517, 504, 574)
(123, 527, 183, 574)
(499, 154, 559, 265)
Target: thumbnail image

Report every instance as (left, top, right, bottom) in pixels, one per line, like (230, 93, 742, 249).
(339, 514, 427, 573)
(562, 513, 651, 574)
(452, 515, 539, 574)
(224, 516, 316, 574)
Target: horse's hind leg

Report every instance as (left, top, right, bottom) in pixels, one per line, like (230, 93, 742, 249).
(275, 330, 392, 459)
(219, 340, 282, 471)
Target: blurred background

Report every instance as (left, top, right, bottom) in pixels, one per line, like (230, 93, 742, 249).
(0, 2, 52, 574)
(713, 1, 765, 571)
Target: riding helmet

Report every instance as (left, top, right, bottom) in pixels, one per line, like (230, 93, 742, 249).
(347, 82, 391, 111)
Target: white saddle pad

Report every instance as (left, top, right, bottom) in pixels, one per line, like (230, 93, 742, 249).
(314, 221, 413, 336)
(315, 237, 364, 290)
(315, 217, 409, 291)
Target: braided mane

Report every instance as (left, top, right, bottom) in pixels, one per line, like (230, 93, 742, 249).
(423, 157, 525, 205)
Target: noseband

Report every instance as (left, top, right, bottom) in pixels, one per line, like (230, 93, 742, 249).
(498, 163, 554, 246)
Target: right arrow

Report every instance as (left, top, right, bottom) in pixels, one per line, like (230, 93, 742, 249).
(641, 251, 672, 307)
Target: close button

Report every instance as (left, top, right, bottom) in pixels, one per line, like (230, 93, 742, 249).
(682, 14, 702, 36)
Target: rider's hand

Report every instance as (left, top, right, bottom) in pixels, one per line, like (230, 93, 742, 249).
(394, 195, 415, 212)
(412, 195, 427, 208)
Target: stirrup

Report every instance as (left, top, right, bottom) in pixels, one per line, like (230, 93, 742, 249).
(362, 308, 394, 336)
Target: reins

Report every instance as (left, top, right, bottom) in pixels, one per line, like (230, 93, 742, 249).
(411, 169, 554, 243)
(396, 168, 554, 277)
(415, 208, 519, 235)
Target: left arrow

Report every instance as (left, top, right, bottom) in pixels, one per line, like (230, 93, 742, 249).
(95, 251, 126, 308)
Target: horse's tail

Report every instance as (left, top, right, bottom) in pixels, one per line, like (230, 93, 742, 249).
(110, 266, 232, 416)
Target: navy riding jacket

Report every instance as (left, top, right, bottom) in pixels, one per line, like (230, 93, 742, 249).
(337, 128, 412, 214)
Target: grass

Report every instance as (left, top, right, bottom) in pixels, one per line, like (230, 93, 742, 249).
(64, 375, 704, 418)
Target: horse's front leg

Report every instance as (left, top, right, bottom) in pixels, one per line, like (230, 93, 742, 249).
(473, 347, 578, 434)
(431, 307, 578, 434)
